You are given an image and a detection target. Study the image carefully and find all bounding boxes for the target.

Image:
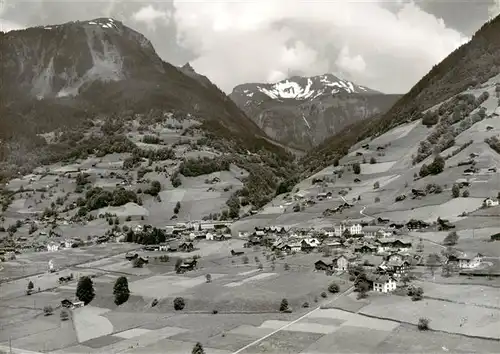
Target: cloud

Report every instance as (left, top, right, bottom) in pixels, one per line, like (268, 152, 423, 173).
(172, 0, 469, 93)
(132, 4, 170, 31)
(335, 47, 366, 74)
(489, 0, 500, 19)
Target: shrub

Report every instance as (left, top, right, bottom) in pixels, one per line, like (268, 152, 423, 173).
(43, 305, 54, 316)
(369, 157, 377, 164)
(174, 297, 186, 310)
(418, 317, 430, 330)
(443, 231, 459, 246)
(205, 274, 212, 283)
(320, 291, 327, 298)
(192, 342, 205, 354)
(374, 197, 380, 203)
(452, 184, 460, 198)
(279, 298, 289, 312)
(409, 286, 424, 301)
(352, 163, 361, 174)
(328, 282, 340, 294)
(373, 181, 380, 189)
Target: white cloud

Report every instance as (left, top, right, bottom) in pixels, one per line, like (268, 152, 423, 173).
(335, 46, 366, 74)
(489, 0, 500, 19)
(0, 19, 23, 32)
(172, 0, 469, 93)
(132, 4, 169, 31)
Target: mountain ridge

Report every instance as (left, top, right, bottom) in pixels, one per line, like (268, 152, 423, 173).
(230, 74, 400, 150)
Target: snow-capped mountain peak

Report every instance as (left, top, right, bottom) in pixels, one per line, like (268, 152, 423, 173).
(243, 74, 377, 101)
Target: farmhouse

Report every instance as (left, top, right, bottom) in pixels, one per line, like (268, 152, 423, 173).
(314, 260, 334, 271)
(354, 243, 378, 254)
(178, 258, 197, 272)
(368, 274, 397, 293)
(376, 238, 412, 253)
(322, 227, 335, 237)
(179, 242, 194, 252)
(47, 243, 59, 252)
(380, 259, 410, 276)
(333, 254, 357, 271)
(457, 253, 483, 269)
(230, 249, 244, 256)
(483, 198, 499, 207)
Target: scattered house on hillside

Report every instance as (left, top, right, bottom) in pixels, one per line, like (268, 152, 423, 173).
(483, 198, 499, 207)
(47, 242, 59, 252)
(354, 243, 378, 254)
(377, 217, 390, 224)
(144, 245, 160, 251)
(367, 274, 397, 293)
(457, 253, 483, 269)
(406, 219, 429, 230)
(301, 238, 320, 252)
(380, 259, 410, 276)
(488, 167, 497, 173)
(322, 227, 335, 237)
(178, 258, 197, 273)
(230, 249, 244, 256)
(314, 260, 334, 271)
(214, 234, 231, 241)
(179, 242, 194, 252)
(376, 238, 412, 253)
(323, 240, 343, 250)
(389, 223, 405, 230)
(168, 242, 179, 252)
(333, 254, 357, 271)
(125, 252, 139, 260)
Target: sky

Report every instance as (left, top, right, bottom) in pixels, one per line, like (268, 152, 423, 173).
(1, 0, 499, 94)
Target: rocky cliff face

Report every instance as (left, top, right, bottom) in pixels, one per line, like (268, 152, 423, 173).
(230, 74, 400, 150)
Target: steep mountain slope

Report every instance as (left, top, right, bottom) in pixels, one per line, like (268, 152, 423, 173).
(0, 18, 292, 168)
(231, 74, 400, 150)
(303, 15, 500, 175)
(0, 18, 296, 210)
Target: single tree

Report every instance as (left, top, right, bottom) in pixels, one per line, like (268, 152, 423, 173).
(373, 181, 380, 189)
(353, 163, 361, 175)
(205, 274, 212, 283)
(174, 297, 185, 311)
(462, 190, 470, 197)
(409, 286, 424, 301)
(443, 231, 459, 246)
(320, 291, 328, 298)
(370, 157, 377, 164)
(284, 263, 290, 271)
(113, 276, 130, 305)
(60, 309, 69, 321)
(328, 282, 340, 294)
(27, 280, 34, 295)
(451, 184, 460, 198)
(132, 257, 144, 268)
(279, 298, 289, 312)
(76, 276, 95, 305)
(192, 342, 205, 354)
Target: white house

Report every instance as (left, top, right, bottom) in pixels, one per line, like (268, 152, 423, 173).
(64, 239, 78, 248)
(206, 232, 214, 241)
(334, 223, 362, 236)
(484, 198, 499, 207)
(458, 253, 483, 269)
(349, 223, 363, 235)
(322, 227, 335, 237)
(47, 243, 60, 252)
(371, 274, 397, 293)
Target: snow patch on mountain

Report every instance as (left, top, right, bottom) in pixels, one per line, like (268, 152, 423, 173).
(255, 74, 375, 100)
